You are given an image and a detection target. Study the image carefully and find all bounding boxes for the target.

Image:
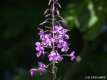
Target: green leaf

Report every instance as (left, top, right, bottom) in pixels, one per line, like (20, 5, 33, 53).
(88, 2, 98, 28)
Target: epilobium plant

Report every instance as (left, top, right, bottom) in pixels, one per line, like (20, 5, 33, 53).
(30, 0, 77, 80)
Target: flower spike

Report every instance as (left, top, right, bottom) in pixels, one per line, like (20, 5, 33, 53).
(30, 0, 77, 79)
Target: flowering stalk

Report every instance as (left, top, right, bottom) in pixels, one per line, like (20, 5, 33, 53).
(52, 0, 57, 80)
(30, 0, 77, 79)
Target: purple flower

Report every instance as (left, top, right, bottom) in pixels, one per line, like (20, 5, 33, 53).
(30, 62, 47, 77)
(64, 34, 69, 39)
(61, 29, 68, 34)
(38, 62, 47, 71)
(69, 51, 76, 61)
(35, 42, 44, 57)
(53, 25, 68, 35)
(53, 25, 63, 34)
(58, 34, 68, 39)
(48, 50, 63, 62)
(61, 41, 69, 52)
(41, 34, 52, 47)
(57, 40, 69, 52)
(57, 39, 63, 48)
(38, 29, 45, 40)
(30, 68, 38, 77)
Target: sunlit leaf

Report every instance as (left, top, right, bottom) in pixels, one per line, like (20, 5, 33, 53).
(88, 1, 98, 28)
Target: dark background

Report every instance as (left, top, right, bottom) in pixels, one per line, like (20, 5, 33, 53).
(0, 0, 107, 80)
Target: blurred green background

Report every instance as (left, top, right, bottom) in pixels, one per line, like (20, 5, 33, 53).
(0, 0, 107, 80)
